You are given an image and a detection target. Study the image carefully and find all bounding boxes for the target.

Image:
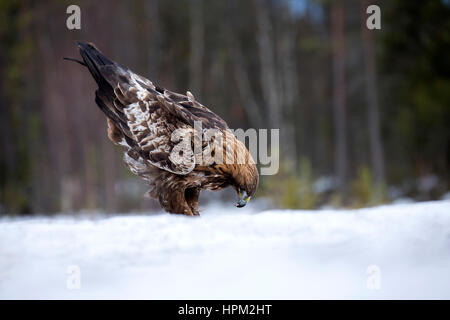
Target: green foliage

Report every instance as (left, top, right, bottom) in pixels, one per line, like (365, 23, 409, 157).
(350, 166, 387, 208)
(296, 158, 318, 209)
(260, 158, 317, 210)
(351, 166, 372, 208)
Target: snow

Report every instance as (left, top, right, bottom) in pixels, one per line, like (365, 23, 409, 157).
(1, 200, 450, 299)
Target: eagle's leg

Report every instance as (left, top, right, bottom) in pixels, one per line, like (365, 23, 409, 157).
(159, 188, 194, 216)
(185, 187, 200, 216)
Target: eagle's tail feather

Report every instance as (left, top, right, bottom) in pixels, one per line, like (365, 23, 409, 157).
(75, 42, 128, 136)
(77, 41, 114, 85)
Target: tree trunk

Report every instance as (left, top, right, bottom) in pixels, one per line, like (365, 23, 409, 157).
(226, 0, 264, 128)
(255, 0, 281, 130)
(278, 6, 300, 167)
(361, 0, 385, 190)
(189, 0, 204, 101)
(331, 1, 348, 200)
(145, 0, 161, 79)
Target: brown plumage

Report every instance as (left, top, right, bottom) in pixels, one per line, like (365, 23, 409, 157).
(70, 42, 258, 215)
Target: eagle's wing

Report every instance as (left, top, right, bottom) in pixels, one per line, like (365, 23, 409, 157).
(100, 64, 228, 130)
(77, 42, 228, 175)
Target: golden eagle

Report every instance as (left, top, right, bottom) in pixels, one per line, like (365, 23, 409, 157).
(67, 42, 258, 215)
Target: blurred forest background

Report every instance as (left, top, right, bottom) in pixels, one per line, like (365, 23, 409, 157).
(0, 0, 449, 214)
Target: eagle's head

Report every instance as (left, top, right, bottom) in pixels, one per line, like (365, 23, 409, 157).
(211, 133, 259, 208)
(233, 162, 259, 208)
(223, 137, 259, 208)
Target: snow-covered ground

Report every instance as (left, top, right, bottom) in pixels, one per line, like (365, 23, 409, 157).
(1, 200, 450, 299)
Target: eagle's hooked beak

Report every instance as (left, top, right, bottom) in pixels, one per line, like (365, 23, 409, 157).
(236, 190, 250, 208)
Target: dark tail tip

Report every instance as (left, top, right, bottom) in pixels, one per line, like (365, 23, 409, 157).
(75, 41, 114, 85)
(76, 41, 103, 55)
(77, 41, 113, 66)
(76, 41, 90, 50)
